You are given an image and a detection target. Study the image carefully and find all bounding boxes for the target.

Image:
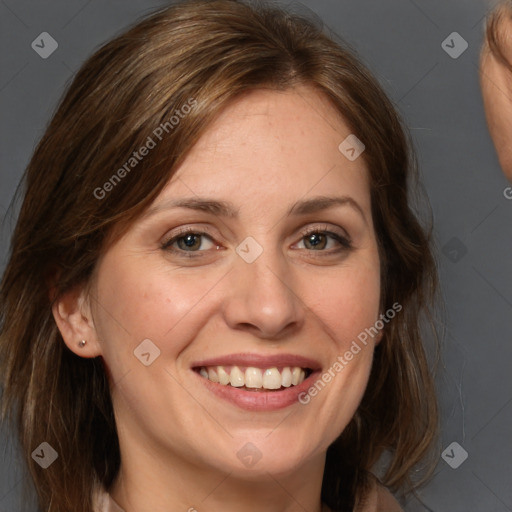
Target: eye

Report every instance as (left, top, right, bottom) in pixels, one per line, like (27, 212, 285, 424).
(295, 226, 352, 253)
(161, 229, 218, 255)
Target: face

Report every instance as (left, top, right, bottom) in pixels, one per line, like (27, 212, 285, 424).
(481, 12, 512, 182)
(70, 86, 382, 478)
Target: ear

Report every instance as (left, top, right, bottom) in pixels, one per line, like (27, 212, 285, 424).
(51, 285, 102, 358)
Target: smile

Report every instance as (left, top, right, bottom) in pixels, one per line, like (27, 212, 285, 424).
(195, 365, 312, 391)
(191, 353, 322, 411)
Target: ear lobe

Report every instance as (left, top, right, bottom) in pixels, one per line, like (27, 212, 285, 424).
(51, 286, 102, 358)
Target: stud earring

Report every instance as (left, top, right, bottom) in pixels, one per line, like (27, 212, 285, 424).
(78, 339, 87, 348)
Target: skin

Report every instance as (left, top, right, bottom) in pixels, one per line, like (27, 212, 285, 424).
(53, 85, 383, 512)
(480, 6, 512, 182)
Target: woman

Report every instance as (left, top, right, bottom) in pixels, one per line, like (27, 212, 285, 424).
(0, 1, 439, 511)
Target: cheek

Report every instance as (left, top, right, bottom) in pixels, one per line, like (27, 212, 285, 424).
(91, 253, 221, 365)
(297, 262, 381, 441)
(308, 260, 381, 347)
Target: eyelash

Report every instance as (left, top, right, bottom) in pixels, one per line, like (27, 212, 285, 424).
(161, 225, 352, 258)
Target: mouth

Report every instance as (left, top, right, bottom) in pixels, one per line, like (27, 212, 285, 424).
(190, 353, 322, 411)
(193, 365, 314, 391)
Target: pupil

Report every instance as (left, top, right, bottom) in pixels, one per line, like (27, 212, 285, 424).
(308, 233, 325, 249)
(185, 235, 196, 246)
(181, 234, 200, 249)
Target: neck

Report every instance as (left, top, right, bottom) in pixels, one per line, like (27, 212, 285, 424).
(109, 436, 327, 512)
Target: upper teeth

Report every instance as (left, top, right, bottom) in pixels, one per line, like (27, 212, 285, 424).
(198, 366, 307, 389)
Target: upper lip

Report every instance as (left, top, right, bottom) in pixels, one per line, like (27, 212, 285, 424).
(191, 353, 322, 370)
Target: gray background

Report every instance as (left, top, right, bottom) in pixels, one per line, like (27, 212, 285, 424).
(1, 0, 511, 511)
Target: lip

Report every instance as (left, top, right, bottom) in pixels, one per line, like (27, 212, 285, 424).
(191, 352, 322, 411)
(191, 352, 322, 371)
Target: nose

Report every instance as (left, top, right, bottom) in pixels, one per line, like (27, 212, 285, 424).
(222, 248, 304, 340)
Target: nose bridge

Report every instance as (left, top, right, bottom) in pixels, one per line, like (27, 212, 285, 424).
(223, 237, 303, 338)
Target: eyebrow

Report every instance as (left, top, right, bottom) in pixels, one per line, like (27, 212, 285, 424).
(144, 195, 367, 223)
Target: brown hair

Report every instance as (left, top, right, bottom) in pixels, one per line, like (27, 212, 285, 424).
(0, 1, 440, 511)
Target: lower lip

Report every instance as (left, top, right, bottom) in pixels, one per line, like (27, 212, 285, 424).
(194, 370, 322, 411)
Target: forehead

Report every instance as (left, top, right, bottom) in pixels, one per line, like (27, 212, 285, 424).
(159, 85, 371, 214)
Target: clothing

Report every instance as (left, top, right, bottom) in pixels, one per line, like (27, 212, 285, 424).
(92, 487, 125, 512)
(92, 476, 403, 512)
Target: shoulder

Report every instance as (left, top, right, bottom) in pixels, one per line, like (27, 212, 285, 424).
(355, 475, 404, 512)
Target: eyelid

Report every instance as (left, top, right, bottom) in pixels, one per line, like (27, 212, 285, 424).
(297, 223, 351, 243)
(161, 225, 217, 245)
(292, 224, 353, 253)
(161, 222, 352, 260)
